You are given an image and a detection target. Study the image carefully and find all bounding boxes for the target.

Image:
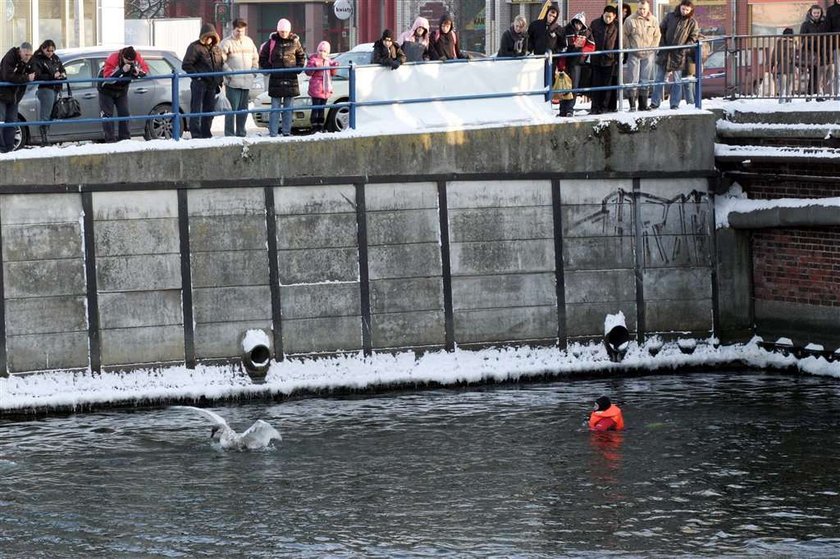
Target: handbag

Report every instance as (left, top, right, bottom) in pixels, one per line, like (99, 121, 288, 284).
(51, 82, 82, 119)
(551, 71, 575, 104)
(215, 91, 232, 112)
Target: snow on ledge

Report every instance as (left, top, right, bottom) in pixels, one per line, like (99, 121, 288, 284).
(714, 183, 840, 229)
(1, 337, 837, 413)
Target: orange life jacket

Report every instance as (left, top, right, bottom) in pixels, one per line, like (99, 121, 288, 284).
(589, 404, 624, 431)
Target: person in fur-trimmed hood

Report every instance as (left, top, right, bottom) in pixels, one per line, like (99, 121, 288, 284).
(430, 13, 469, 61)
(557, 12, 593, 117)
(259, 18, 306, 136)
(399, 16, 431, 62)
(183, 23, 224, 139)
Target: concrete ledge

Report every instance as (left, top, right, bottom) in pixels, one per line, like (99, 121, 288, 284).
(728, 206, 840, 229)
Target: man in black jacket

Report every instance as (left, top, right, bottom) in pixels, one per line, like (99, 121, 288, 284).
(589, 5, 619, 114)
(0, 42, 34, 153)
(527, 5, 560, 55)
(182, 23, 224, 139)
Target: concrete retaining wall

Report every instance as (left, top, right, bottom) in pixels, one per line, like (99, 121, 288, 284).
(0, 114, 717, 374)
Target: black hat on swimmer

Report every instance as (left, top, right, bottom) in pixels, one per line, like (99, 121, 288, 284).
(595, 396, 611, 411)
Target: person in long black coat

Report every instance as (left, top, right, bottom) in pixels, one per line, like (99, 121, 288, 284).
(800, 4, 830, 99)
(0, 42, 34, 153)
(589, 5, 619, 114)
(182, 23, 224, 139)
(259, 18, 306, 137)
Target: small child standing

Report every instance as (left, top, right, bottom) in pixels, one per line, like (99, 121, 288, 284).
(305, 41, 338, 133)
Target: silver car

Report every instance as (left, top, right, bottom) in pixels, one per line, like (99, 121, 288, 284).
(13, 46, 191, 150)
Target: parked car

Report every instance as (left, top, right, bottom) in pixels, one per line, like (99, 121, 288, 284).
(253, 43, 371, 133)
(13, 46, 191, 150)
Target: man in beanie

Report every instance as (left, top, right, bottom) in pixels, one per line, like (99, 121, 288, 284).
(588, 396, 625, 431)
(183, 23, 225, 138)
(589, 5, 620, 114)
(372, 29, 407, 69)
(259, 18, 306, 137)
(220, 18, 259, 137)
(0, 41, 34, 153)
(97, 46, 149, 142)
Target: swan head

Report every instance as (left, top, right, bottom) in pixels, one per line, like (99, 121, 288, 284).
(210, 426, 222, 440)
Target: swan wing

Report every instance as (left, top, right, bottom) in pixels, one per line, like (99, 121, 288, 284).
(241, 420, 282, 449)
(172, 405, 229, 427)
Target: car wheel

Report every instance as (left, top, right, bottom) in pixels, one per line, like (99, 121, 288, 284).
(12, 120, 29, 151)
(326, 100, 350, 132)
(144, 103, 184, 140)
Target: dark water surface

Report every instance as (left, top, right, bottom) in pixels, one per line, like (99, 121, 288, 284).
(1, 371, 840, 558)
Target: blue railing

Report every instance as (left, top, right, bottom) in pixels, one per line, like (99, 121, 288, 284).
(0, 40, 714, 147)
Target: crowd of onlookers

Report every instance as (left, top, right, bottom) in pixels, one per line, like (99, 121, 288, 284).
(2, 0, 840, 152)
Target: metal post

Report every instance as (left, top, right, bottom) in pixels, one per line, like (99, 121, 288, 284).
(349, 62, 356, 130)
(172, 72, 182, 141)
(545, 52, 552, 103)
(694, 41, 703, 108)
(618, 4, 624, 111)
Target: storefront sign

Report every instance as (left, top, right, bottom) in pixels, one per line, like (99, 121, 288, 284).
(334, 0, 353, 21)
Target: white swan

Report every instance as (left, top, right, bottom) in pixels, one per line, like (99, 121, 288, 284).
(174, 406, 282, 450)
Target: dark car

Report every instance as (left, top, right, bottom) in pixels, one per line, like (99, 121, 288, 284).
(13, 46, 190, 150)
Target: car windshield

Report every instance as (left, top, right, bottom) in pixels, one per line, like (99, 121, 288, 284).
(334, 50, 373, 80)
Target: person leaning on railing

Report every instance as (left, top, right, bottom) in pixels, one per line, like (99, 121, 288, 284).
(0, 42, 34, 153)
(31, 39, 66, 146)
(800, 4, 829, 101)
(399, 16, 431, 62)
(372, 29, 407, 69)
(97, 46, 149, 143)
(430, 13, 470, 61)
(498, 15, 529, 58)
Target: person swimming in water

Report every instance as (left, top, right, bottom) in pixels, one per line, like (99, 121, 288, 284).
(588, 396, 625, 431)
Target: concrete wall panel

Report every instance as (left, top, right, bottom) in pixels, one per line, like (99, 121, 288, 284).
(451, 273, 556, 310)
(275, 185, 356, 215)
(4, 260, 86, 298)
(450, 240, 555, 276)
(559, 179, 632, 205)
(3, 223, 82, 261)
(448, 180, 551, 208)
(563, 237, 635, 270)
(98, 290, 183, 329)
(188, 188, 266, 216)
(97, 254, 182, 292)
(280, 283, 361, 319)
(643, 268, 712, 301)
(639, 178, 710, 198)
(564, 270, 636, 304)
(0, 193, 82, 225)
(283, 316, 362, 353)
(642, 235, 711, 268)
(368, 244, 442, 280)
(100, 325, 184, 366)
(278, 248, 358, 284)
(194, 322, 273, 359)
(276, 214, 358, 250)
(366, 183, 438, 211)
(190, 251, 269, 288)
(371, 310, 446, 348)
(638, 203, 711, 237)
(367, 209, 440, 245)
(92, 191, 177, 220)
(94, 219, 180, 256)
(560, 205, 635, 238)
(454, 306, 557, 343)
(6, 331, 89, 372)
(449, 207, 553, 242)
(4, 296, 87, 336)
(369, 277, 444, 314)
(646, 299, 713, 333)
(189, 215, 267, 252)
(193, 285, 273, 324)
(566, 302, 638, 337)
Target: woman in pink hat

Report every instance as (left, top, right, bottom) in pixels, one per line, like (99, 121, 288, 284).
(258, 18, 306, 136)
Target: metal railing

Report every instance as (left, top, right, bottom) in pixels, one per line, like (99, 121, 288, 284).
(1, 32, 833, 149)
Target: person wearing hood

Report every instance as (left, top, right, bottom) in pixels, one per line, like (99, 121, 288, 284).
(183, 23, 224, 139)
(800, 4, 829, 100)
(97, 46, 149, 142)
(219, 18, 260, 137)
(589, 5, 620, 114)
(650, 0, 699, 110)
(623, 0, 660, 111)
(430, 13, 469, 61)
(498, 15, 529, 57)
(399, 17, 431, 62)
(527, 4, 561, 55)
(305, 41, 338, 133)
(557, 12, 594, 117)
(0, 42, 34, 153)
(258, 18, 306, 137)
(372, 29, 407, 69)
(589, 396, 625, 431)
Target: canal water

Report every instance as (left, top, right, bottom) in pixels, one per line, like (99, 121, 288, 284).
(1, 371, 839, 558)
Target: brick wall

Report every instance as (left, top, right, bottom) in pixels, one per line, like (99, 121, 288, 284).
(749, 181, 840, 200)
(753, 227, 840, 307)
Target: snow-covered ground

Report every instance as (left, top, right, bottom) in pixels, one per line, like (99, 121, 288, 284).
(1, 337, 837, 413)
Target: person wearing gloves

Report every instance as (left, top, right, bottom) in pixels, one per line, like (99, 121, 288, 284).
(97, 46, 149, 142)
(399, 17, 431, 62)
(372, 29, 407, 69)
(182, 23, 224, 139)
(588, 396, 625, 431)
(259, 18, 306, 137)
(305, 41, 338, 133)
(219, 18, 259, 137)
(429, 14, 469, 61)
(498, 15, 529, 57)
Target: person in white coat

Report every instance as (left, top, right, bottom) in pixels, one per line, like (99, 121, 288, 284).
(219, 18, 259, 137)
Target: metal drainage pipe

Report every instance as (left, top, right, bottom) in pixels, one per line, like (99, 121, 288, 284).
(241, 329, 271, 380)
